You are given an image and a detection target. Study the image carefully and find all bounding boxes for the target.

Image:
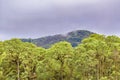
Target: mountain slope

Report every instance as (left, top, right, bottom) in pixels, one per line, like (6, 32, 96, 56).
(21, 30, 94, 48)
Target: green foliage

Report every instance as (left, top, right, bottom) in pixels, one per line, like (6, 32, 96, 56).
(0, 34, 120, 80)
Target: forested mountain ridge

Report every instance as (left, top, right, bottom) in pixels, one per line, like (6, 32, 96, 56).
(21, 30, 94, 48)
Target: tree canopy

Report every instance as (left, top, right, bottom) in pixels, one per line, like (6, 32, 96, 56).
(0, 34, 120, 80)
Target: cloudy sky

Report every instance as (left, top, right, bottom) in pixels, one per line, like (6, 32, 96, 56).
(0, 0, 120, 40)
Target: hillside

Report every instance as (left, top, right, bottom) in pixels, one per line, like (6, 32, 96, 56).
(21, 30, 94, 48)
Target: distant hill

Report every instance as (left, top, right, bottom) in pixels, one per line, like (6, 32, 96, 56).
(21, 30, 94, 48)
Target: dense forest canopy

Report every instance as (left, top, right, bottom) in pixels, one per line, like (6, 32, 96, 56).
(0, 34, 120, 80)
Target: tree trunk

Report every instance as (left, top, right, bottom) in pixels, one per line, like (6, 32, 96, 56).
(17, 60, 20, 80)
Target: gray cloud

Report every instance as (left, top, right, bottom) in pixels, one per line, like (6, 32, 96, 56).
(0, 0, 120, 40)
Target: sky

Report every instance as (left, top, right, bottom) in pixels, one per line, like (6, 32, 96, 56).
(0, 0, 120, 40)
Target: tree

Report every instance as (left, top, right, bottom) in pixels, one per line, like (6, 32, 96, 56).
(47, 41, 74, 80)
(1, 39, 38, 80)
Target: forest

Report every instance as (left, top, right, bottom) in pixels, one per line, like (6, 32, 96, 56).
(0, 34, 120, 80)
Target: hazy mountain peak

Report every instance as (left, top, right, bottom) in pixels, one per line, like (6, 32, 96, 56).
(22, 30, 94, 48)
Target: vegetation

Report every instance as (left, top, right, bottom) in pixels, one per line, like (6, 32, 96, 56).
(0, 34, 120, 80)
(21, 30, 93, 48)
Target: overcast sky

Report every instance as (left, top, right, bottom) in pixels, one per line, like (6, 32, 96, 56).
(0, 0, 120, 40)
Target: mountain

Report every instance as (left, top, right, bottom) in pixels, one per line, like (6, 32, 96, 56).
(21, 30, 94, 48)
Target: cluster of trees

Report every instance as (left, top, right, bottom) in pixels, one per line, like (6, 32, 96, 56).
(0, 34, 120, 80)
